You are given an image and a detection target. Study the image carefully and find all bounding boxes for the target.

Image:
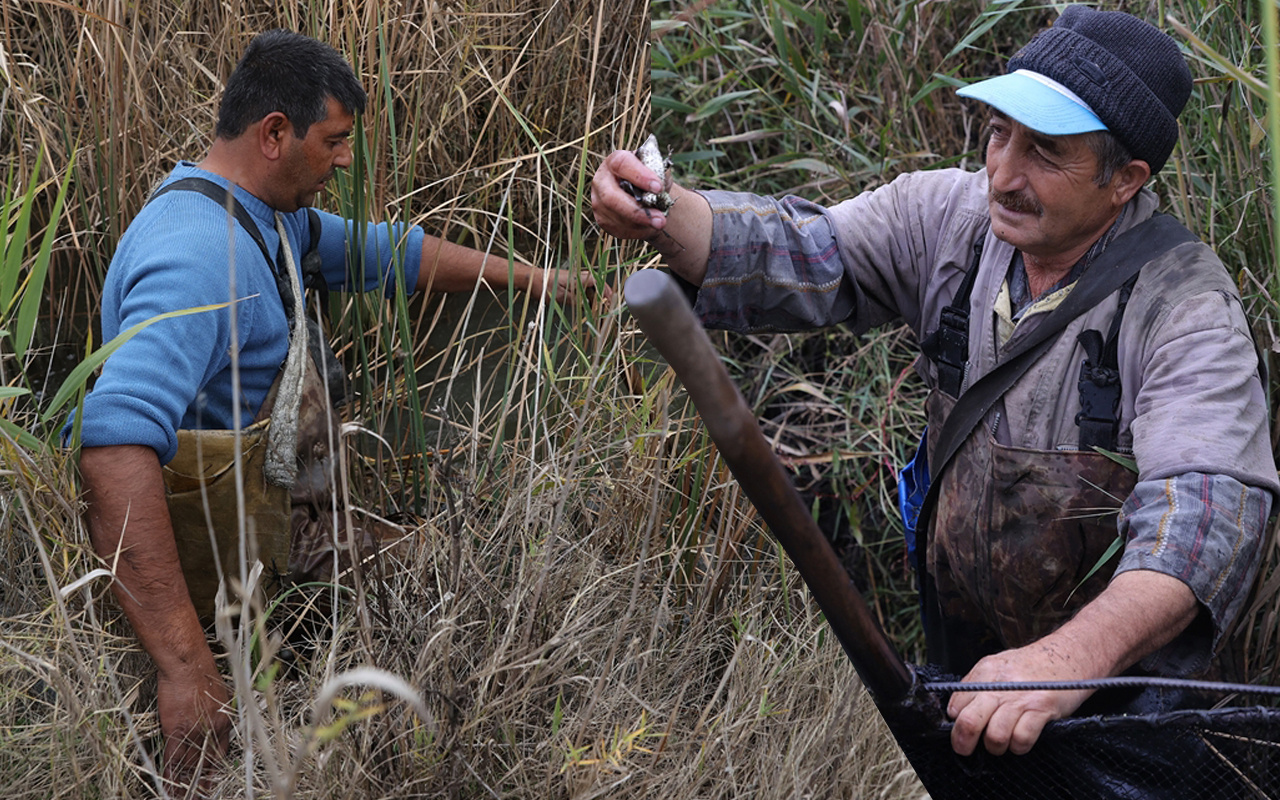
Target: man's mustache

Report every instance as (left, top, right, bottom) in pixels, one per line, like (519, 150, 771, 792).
(991, 189, 1042, 216)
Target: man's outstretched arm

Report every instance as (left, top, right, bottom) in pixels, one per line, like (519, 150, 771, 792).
(947, 569, 1198, 756)
(80, 444, 231, 790)
(413, 233, 606, 302)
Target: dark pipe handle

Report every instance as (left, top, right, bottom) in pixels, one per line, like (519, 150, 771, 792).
(624, 268, 912, 704)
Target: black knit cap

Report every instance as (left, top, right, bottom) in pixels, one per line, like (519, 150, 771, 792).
(1007, 5, 1191, 173)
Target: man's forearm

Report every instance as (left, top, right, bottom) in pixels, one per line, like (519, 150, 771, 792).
(413, 235, 537, 294)
(80, 445, 215, 678)
(81, 434, 231, 782)
(948, 569, 1199, 756)
(411, 236, 606, 303)
(647, 183, 712, 286)
(1045, 568, 1199, 677)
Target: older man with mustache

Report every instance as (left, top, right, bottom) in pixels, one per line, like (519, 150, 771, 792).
(592, 6, 1276, 758)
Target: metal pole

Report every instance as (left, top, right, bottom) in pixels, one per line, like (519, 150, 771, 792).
(624, 269, 913, 705)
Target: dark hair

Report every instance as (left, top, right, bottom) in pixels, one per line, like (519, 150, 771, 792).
(1083, 129, 1133, 187)
(215, 29, 367, 140)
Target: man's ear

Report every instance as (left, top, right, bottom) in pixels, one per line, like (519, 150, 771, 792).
(258, 112, 292, 161)
(1111, 159, 1152, 207)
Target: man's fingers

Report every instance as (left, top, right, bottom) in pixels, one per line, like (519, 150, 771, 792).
(603, 149, 662, 194)
(559, 271, 612, 302)
(163, 729, 226, 798)
(949, 693, 999, 757)
(590, 176, 664, 231)
(591, 151, 668, 239)
(976, 701, 1050, 756)
(1008, 708, 1054, 756)
(950, 690, 1060, 757)
(978, 701, 1023, 756)
(580, 270, 614, 300)
(528, 269, 613, 303)
(946, 688, 976, 719)
(157, 669, 231, 796)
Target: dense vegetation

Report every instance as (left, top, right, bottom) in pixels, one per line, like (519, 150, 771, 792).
(1, 0, 1276, 798)
(652, 0, 1280, 669)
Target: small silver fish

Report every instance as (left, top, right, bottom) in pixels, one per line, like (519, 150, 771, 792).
(624, 134, 675, 212)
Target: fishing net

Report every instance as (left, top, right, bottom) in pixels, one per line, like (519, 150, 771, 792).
(882, 666, 1280, 800)
(623, 268, 1280, 800)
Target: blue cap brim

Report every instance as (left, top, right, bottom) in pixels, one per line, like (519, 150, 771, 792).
(957, 72, 1107, 136)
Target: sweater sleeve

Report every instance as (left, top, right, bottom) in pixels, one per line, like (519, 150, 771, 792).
(693, 169, 990, 338)
(1117, 472, 1272, 675)
(693, 191, 855, 333)
(311, 209, 424, 297)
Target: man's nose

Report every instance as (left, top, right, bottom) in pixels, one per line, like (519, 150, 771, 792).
(333, 141, 353, 169)
(987, 147, 1027, 195)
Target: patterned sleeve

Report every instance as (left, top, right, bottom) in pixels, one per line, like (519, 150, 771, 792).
(1116, 472, 1272, 675)
(690, 191, 856, 333)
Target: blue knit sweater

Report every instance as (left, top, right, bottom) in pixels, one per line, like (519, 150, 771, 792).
(76, 162, 424, 464)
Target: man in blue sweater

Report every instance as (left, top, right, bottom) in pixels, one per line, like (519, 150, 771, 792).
(77, 30, 599, 792)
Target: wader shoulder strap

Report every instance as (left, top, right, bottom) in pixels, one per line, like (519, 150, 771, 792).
(1075, 272, 1140, 451)
(148, 177, 349, 407)
(302, 208, 329, 297)
(926, 213, 1196, 485)
(147, 177, 319, 329)
(920, 237, 985, 397)
(148, 176, 296, 314)
(150, 177, 275, 269)
(299, 208, 348, 407)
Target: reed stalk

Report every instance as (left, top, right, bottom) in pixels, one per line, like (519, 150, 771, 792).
(5, 1, 1276, 797)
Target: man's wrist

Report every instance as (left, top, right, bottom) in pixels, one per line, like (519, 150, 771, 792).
(157, 647, 219, 683)
(644, 184, 711, 285)
(645, 226, 688, 258)
(509, 262, 541, 292)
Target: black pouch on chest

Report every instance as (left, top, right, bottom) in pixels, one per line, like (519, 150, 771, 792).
(1074, 273, 1138, 452)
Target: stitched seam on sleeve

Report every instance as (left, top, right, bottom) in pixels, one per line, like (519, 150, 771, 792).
(1152, 476, 1175, 558)
(1207, 480, 1249, 604)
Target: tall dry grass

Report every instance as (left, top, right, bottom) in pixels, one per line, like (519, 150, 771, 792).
(1, 0, 922, 798)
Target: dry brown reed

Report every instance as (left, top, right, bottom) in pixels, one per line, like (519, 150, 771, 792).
(1, 387, 921, 798)
(1, 0, 924, 797)
(4, 0, 652, 324)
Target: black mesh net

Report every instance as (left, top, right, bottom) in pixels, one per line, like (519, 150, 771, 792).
(883, 669, 1280, 800)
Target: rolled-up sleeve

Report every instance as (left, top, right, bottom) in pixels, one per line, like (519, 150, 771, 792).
(313, 209, 425, 298)
(692, 191, 855, 332)
(1117, 472, 1272, 673)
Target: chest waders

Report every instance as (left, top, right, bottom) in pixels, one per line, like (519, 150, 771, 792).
(149, 179, 367, 619)
(910, 214, 1196, 675)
